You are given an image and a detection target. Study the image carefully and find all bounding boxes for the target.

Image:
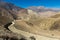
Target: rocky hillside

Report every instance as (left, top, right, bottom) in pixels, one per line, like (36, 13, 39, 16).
(0, 2, 33, 40)
(0, 2, 29, 26)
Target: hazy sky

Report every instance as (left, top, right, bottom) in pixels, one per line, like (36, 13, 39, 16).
(2, 0, 60, 8)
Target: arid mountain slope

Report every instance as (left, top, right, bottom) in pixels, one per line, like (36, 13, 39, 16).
(51, 12, 60, 18)
(0, 2, 34, 40)
(0, 2, 29, 26)
(1, 1, 60, 40)
(28, 6, 60, 18)
(0, 7, 14, 26)
(8, 17, 60, 39)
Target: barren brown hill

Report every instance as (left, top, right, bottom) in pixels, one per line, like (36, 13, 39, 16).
(51, 14, 60, 18)
(0, 7, 14, 26)
(8, 17, 60, 39)
(0, 2, 29, 26)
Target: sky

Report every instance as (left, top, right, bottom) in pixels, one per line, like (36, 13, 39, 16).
(1, 0, 60, 8)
